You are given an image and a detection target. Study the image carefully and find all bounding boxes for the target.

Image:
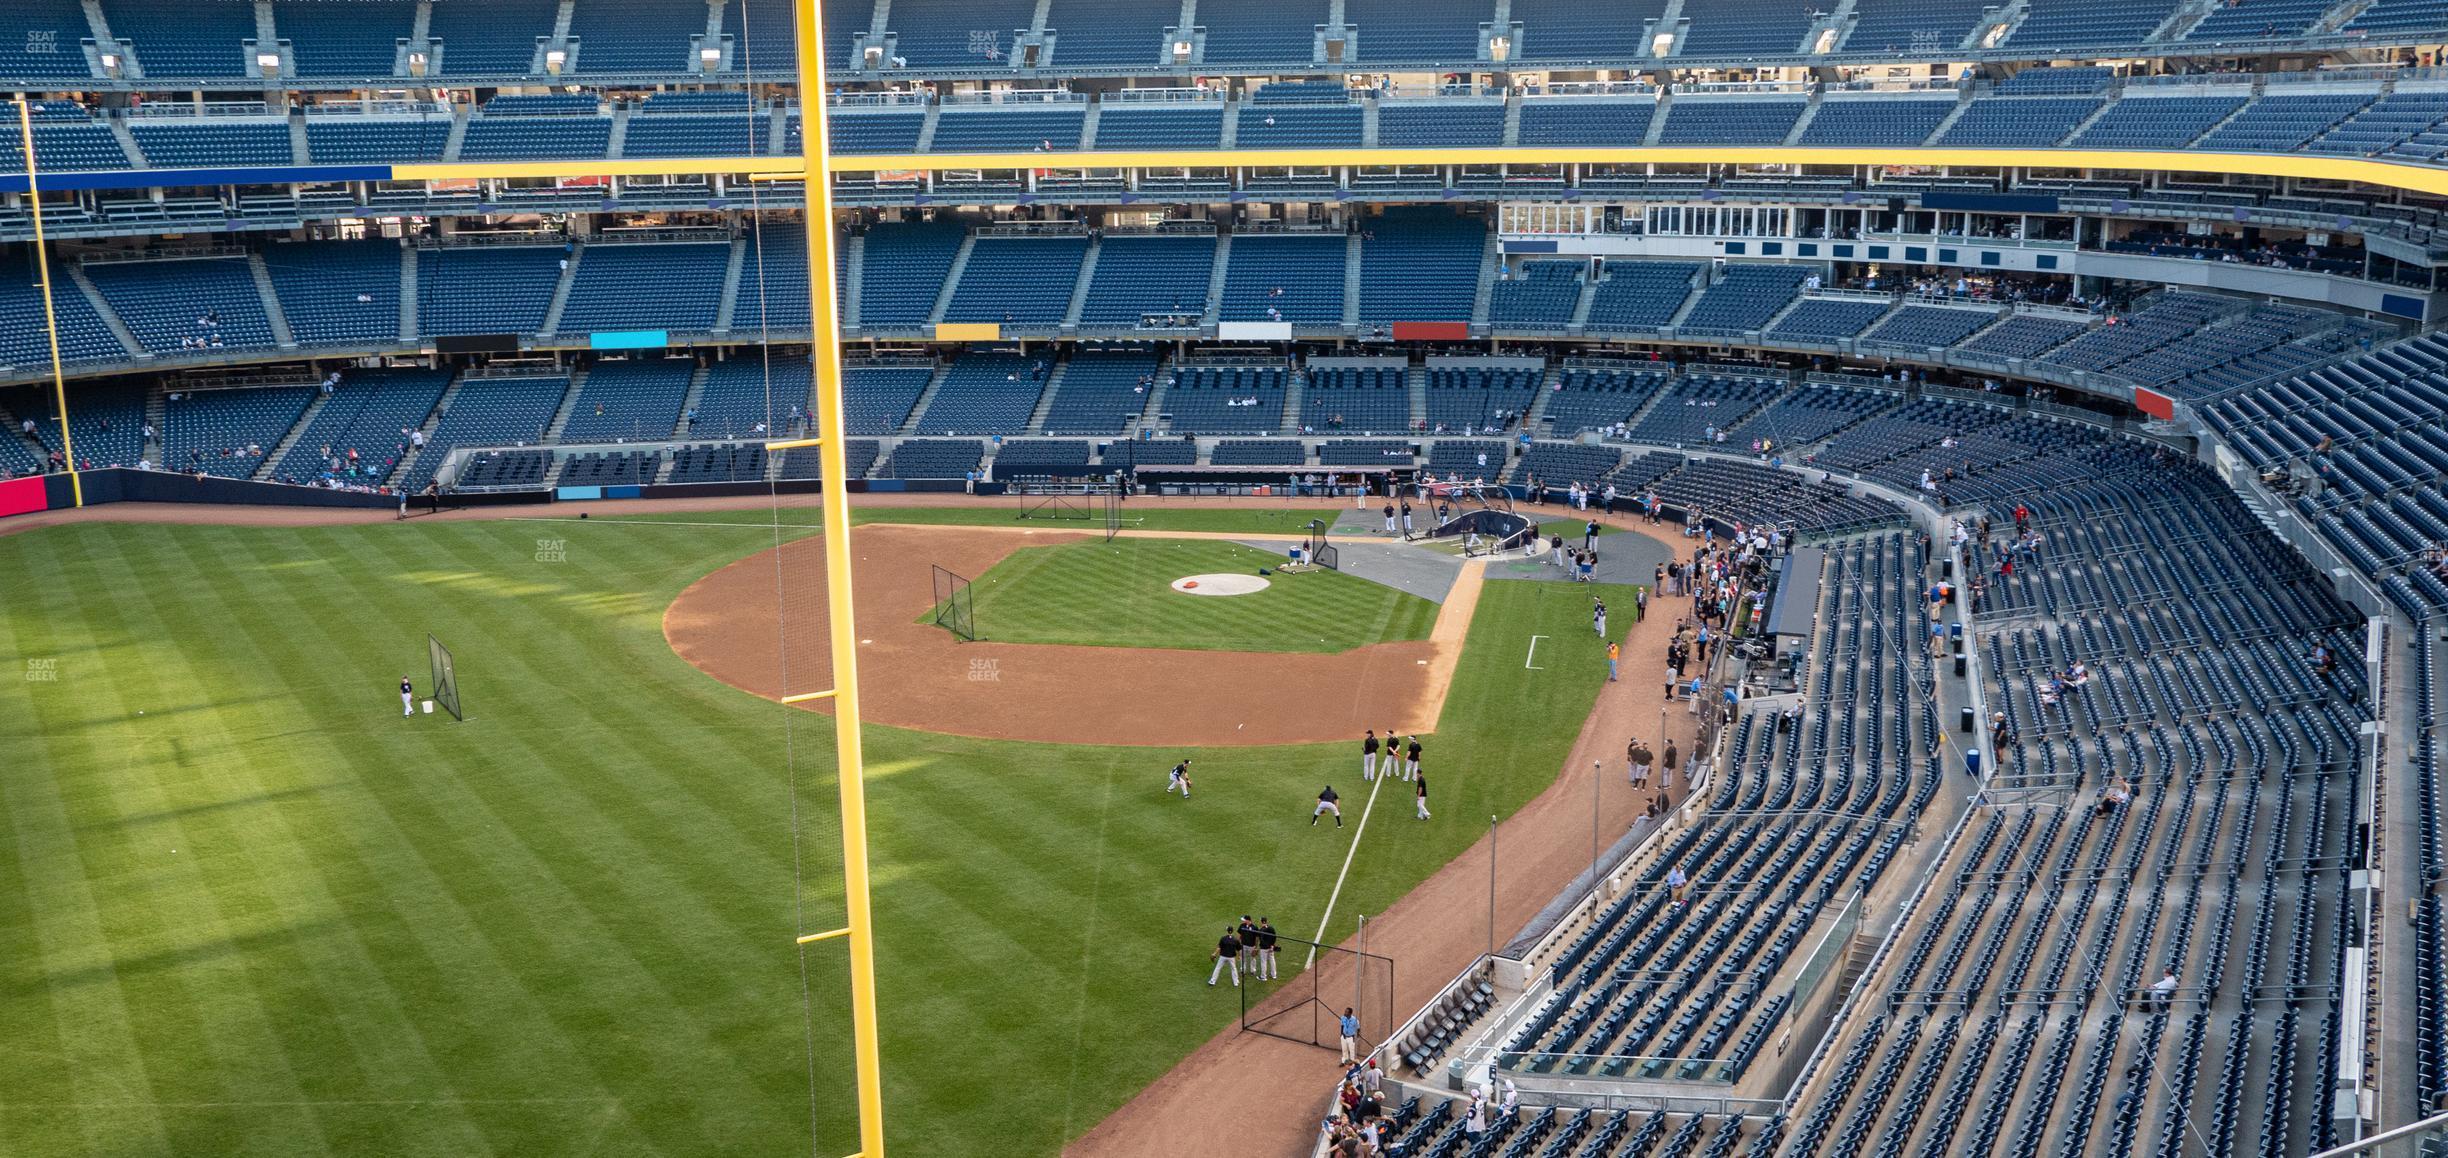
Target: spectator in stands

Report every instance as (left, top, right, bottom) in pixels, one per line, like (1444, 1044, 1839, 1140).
(1666, 864, 1689, 905)
(2147, 968, 2179, 1012)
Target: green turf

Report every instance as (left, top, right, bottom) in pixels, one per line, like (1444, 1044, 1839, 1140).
(946, 537, 1438, 653)
(0, 518, 1623, 1157)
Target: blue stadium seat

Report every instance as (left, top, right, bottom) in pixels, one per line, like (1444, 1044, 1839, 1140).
(268, 366, 448, 482)
(130, 121, 295, 167)
(911, 351, 1048, 435)
(1937, 97, 2101, 146)
(1679, 266, 1807, 336)
(1043, 0, 1174, 67)
(561, 358, 695, 442)
(1509, 0, 1666, 61)
(416, 246, 562, 337)
(1659, 99, 1806, 144)
(0, 0, 100, 82)
(427, 0, 558, 74)
(1345, 0, 1492, 64)
(1358, 210, 1484, 324)
(1586, 262, 1700, 332)
(275, 0, 418, 77)
(1220, 233, 1347, 324)
(566, 0, 710, 73)
(1041, 349, 1160, 433)
(1378, 102, 1506, 147)
(163, 386, 314, 476)
(1197, 0, 1328, 65)
(1235, 101, 1364, 148)
(1490, 261, 1585, 331)
(1079, 235, 1215, 327)
(2196, 91, 2372, 151)
(880, 0, 1037, 69)
(2069, 94, 2246, 149)
(558, 242, 730, 335)
(828, 109, 927, 153)
(930, 105, 1088, 152)
(1678, 0, 1819, 56)
(1519, 98, 1658, 145)
(83, 258, 277, 354)
(107, 0, 256, 77)
(1800, 99, 1953, 146)
(943, 236, 1089, 326)
(856, 221, 966, 328)
(262, 240, 401, 345)
(1091, 103, 1226, 149)
(305, 116, 451, 162)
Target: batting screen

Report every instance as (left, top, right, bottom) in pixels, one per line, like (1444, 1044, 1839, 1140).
(426, 634, 463, 721)
(1240, 932, 1394, 1058)
(929, 565, 977, 642)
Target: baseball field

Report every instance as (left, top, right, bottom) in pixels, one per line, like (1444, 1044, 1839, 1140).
(0, 505, 1630, 1156)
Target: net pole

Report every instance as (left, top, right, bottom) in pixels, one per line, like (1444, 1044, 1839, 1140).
(19, 97, 81, 508)
(791, 4, 888, 1155)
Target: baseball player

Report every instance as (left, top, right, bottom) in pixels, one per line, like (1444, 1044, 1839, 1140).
(1382, 501, 1396, 535)
(1400, 500, 1414, 538)
(1661, 741, 1679, 794)
(1207, 925, 1244, 986)
(400, 676, 414, 717)
(1237, 916, 1261, 966)
(1403, 735, 1422, 780)
(1167, 758, 1193, 798)
(1629, 738, 1653, 787)
(1593, 599, 1608, 638)
(1256, 917, 1279, 980)
(1414, 769, 1431, 820)
(1361, 730, 1380, 780)
(1313, 785, 1343, 827)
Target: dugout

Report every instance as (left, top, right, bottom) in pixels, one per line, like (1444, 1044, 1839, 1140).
(1129, 464, 1412, 497)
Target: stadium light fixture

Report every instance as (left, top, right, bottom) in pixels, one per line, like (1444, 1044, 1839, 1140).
(700, 46, 721, 71)
(545, 49, 566, 75)
(98, 51, 121, 78)
(256, 52, 282, 77)
(1171, 39, 1193, 62)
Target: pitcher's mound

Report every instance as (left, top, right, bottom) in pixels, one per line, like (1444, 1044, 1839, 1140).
(1171, 573, 1270, 596)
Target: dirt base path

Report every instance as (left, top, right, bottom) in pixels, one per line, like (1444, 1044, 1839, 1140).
(662, 523, 1487, 747)
(1065, 513, 1699, 1158)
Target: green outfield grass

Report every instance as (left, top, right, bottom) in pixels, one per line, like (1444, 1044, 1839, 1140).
(948, 537, 1438, 652)
(0, 517, 1625, 1157)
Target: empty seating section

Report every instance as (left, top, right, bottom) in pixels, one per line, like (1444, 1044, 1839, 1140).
(993, 439, 1095, 477)
(1041, 349, 1159, 433)
(460, 110, 614, 160)
(1586, 262, 1699, 331)
(2185, 0, 2333, 38)
(130, 121, 294, 167)
(1542, 367, 1667, 433)
(2049, 293, 2225, 372)
(8, 382, 146, 467)
(930, 106, 1087, 152)
(1729, 384, 1889, 444)
(1518, 99, 1658, 145)
(1425, 367, 1538, 431)
(828, 110, 927, 154)
(1677, 0, 1819, 56)
(1659, 100, 1806, 145)
(305, 117, 451, 162)
(560, 359, 694, 442)
(558, 243, 728, 334)
(1938, 97, 2102, 146)
(1516, 441, 1622, 487)
(665, 442, 767, 481)
(454, 448, 552, 488)
(1767, 298, 1892, 342)
(1679, 265, 1809, 335)
(1220, 234, 1346, 324)
(1491, 262, 1585, 330)
(1234, 102, 1364, 148)
(691, 356, 813, 435)
(741, 221, 812, 330)
(1196, 0, 1327, 65)
(2308, 90, 2448, 155)
(275, 0, 418, 76)
(1205, 437, 1308, 467)
(262, 241, 401, 345)
(1317, 438, 1414, 466)
(402, 375, 567, 489)
(1043, 0, 1171, 67)
(0, 0, 99, 81)
(837, 363, 929, 434)
(416, 247, 562, 336)
(1358, 212, 1483, 323)
(1080, 236, 1214, 326)
(944, 237, 1089, 325)
(1625, 374, 1784, 443)
(1865, 305, 1998, 349)
(2069, 95, 2246, 148)
(1844, 0, 1991, 51)
(1509, 0, 1665, 60)
(624, 113, 774, 157)
(109, 0, 255, 77)
(269, 366, 447, 481)
(84, 259, 276, 354)
(881, 0, 1037, 69)
(856, 222, 966, 328)
(881, 438, 983, 478)
(1166, 365, 1286, 433)
(913, 352, 1046, 434)
(0, 256, 125, 366)
(723, 0, 829, 73)
(2007, 0, 2182, 45)
(1344, 0, 1489, 64)
(2195, 92, 2372, 150)
(162, 387, 314, 476)
(0, 123, 130, 173)
(776, 440, 877, 481)
(427, 0, 557, 74)
(1799, 100, 1952, 146)
(567, 0, 708, 73)
(1090, 105, 1225, 149)
(2346, 0, 2448, 33)
(1303, 366, 1409, 433)
(1378, 103, 1505, 148)
(1960, 313, 2088, 358)
(1997, 66, 2115, 93)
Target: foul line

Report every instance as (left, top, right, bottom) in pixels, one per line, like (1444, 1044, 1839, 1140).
(1305, 770, 1388, 971)
(1525, 634, 1548, 670)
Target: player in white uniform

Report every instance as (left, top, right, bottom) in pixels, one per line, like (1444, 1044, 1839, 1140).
(400, 676, 414, 717)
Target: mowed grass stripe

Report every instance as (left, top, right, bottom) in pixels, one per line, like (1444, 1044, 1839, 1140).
(958, 537, 1437, 653)
(0, 530, 180, 1158)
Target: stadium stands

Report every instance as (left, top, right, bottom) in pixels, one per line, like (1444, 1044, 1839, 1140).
(426, 0, 558, 75)
(1490, 261, 1586, 331)
(943, 236, 1090, 326)
(1357, 211, 1483, 324)
(1799, 99, 1954, 146)
(566, 0, 711, 73)
(401, 374, 567, 489)
(1166, 364, 1287, 434)
(83, 257, 277, 355)
(276, 0, 420, 77)
(1079, 235, 1214, 327)
(1302, 364, 1409, 434)
(1220, 233, 1347, 324)
(268, 366, 448, 482)
(855, 221, 965, 329)
(1937, 96, 2102, 146)
(130, 120, 294, 167)
(261, 240, 401, 345)
(415, 246, 562, 337)
(559, 358, 694, 443)
(1586, 262, 1700, 332)
(1041, 349, 1160, 433)
(159, 385, 312, 476)
(1679, 266, 1809, 336)
(108, 0, 257, 78)
(1518, 98, 1658, 145)
(912, 351, 1047, 435)
(304, 116, 452, 163)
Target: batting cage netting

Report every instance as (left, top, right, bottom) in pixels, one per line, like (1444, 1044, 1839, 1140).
(930, 565, 977, 641)
(426, 633, 463, 721)
(1239, 931, 1395, 1057)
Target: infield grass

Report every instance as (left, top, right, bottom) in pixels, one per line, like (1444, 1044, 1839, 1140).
(0, 516, 1625, 1157)
(948, 537, 1439, 652)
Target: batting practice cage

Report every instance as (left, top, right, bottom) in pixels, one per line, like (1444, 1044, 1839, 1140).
(1304, 519, 1341, 571)
(1240, 931, 1395, 1058)
(425, 634, 463, 721)
(929, 565, 977, 641)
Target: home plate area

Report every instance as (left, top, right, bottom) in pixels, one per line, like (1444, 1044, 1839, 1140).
(1171, 573, 1271, 596)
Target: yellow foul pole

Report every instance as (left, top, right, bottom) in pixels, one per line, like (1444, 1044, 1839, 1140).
(786, 4, 887, 1155)
(18, 96, 81, 507)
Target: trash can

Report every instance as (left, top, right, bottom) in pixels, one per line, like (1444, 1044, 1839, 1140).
(1954, 653, 1968, 678)
(1965, 747, 1983, 779)
(1941, 557, 1953, 580)
(1960, 706, 1975, 733)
